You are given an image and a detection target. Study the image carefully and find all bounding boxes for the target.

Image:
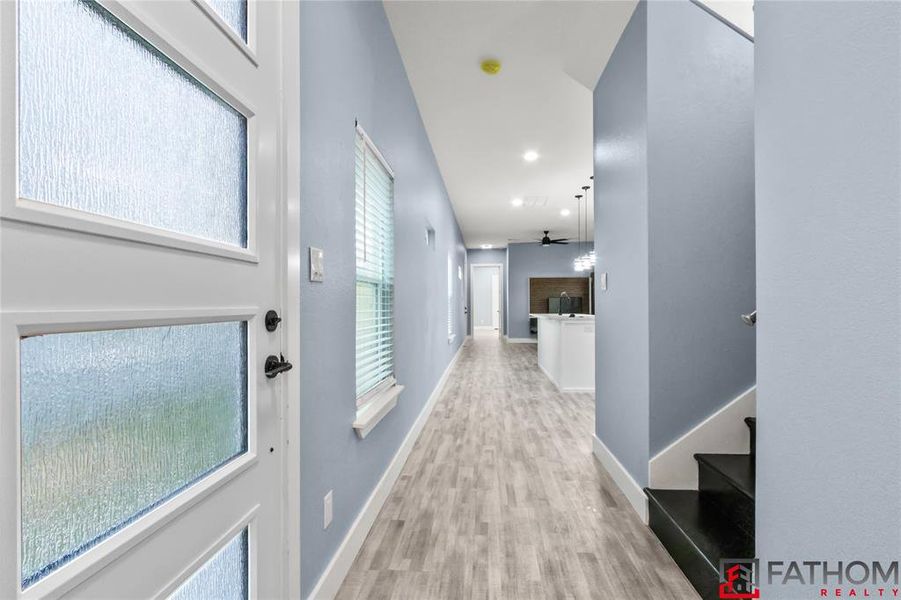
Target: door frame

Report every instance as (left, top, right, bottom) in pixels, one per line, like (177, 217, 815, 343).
(469, 263, 504, 336)
(281, 1, 302, 597)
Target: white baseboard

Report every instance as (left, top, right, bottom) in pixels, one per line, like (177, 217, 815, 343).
(505, 337, 537, 344)
(592, 434, 648, 523)
(307, 343, 466, 600)
(649, 386, 756, 490)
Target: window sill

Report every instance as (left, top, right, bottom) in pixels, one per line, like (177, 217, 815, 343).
(353, 384, 405, 439)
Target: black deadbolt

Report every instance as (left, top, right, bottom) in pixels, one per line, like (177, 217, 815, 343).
(265, 310, 282, 332)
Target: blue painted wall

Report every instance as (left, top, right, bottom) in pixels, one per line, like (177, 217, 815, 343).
(593, 0, 754, 484)
(507, 242, 594, 340)
(466, 248, 508, 335)
(755, 3, 901, 596)
(646, 0, 755, 455)
(299, 2, 466, 596)
(593, 0, 651, 486)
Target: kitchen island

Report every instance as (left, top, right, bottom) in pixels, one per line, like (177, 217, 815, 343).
(530, 313, 595, 393)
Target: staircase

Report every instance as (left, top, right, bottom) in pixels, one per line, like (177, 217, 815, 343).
(645, 417, 756, 600)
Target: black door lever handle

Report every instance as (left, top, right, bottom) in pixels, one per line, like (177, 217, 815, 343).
(264, 354, 293, 379)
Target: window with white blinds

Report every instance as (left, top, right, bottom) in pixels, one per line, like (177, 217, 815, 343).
(447, 254, 454, 341)
(355, 127, 395, 402)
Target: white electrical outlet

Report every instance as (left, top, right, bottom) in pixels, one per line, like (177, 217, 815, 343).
(600, 272, 608, 291)
(323, 490, 333, 529)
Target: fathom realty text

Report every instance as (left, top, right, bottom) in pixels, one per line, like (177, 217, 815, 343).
(765, 561, 901, 597)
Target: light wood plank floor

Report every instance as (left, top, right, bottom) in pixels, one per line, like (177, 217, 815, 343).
(336, 333, 699, 599)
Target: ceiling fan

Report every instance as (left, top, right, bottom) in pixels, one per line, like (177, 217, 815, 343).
(538, 230, 569, 246)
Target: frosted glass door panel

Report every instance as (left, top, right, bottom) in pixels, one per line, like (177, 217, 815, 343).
(17, 0, 248, 247)
(20, 322, 248, 586)
(168, 529, 248, 600)
(205, 0, 248, 42)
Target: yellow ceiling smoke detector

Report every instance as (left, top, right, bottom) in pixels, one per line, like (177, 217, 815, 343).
(480, 59, 501, 75)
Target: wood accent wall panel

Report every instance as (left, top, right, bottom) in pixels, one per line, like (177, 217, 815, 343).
(529, 277, 590, 313)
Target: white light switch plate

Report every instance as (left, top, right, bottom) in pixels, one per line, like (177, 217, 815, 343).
(323, 490, 333, 529)
(600, 272, 608, 291)
(310, 247, 324, 282)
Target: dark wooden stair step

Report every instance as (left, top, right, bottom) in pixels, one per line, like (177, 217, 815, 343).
(695, 453, 755, 500)
(646, 489, 755, 600)
(695, 453, 755, 538)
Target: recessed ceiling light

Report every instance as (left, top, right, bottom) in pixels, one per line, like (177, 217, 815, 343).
(560, 208, 571, 217)
(481, 244, 493, 249)
(511, 197, 524, 207)
(523, 150, 539, 162)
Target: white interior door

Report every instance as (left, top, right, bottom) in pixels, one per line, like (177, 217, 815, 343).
(490, 272, 500, 329)
(0, 1, 294, 597)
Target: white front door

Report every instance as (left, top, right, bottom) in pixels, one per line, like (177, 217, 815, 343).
(0, 1, 294, 597)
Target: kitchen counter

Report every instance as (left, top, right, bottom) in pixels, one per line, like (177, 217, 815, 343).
(534, 314, 595, 392)
(529, 313, 595, 321)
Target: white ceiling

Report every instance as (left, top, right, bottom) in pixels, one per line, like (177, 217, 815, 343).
(384, 0, 637, 249)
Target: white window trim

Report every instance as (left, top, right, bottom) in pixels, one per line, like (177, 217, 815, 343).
(355, 123, 395, 178)
(447, 254, 455, 343)
(356, 376, 395, 409)
(352, 377, 405, 440)
(353, 123, 401, 439)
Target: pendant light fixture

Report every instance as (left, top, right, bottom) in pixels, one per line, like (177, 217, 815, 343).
(573, 183, 594, 272)
(573, 192, 587, 272)
(581, 185, 595, 269)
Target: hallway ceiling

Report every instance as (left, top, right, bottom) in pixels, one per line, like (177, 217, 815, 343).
(384, 0, 637, 249)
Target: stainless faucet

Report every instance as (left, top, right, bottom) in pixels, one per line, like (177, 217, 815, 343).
(559, 291, 568, 316)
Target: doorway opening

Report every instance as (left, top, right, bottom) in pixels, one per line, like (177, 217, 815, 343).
(470, 264, 503, 338)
